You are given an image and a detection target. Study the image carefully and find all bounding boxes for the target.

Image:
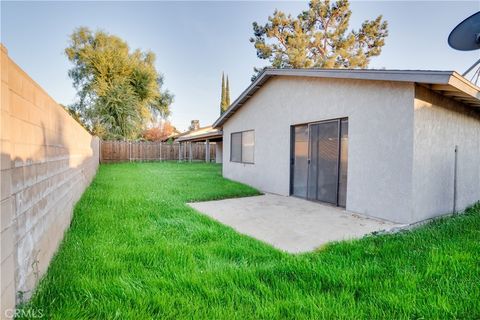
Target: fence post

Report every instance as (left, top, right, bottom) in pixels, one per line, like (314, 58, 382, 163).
(189, 142, 192, 162)
(205, 139, 210, 163)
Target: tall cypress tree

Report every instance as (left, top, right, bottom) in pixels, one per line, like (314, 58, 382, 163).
(220, 72, 228, 114)
(225, 76, 231, 107)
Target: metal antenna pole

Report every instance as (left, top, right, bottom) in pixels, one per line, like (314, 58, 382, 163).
(473, 66, 480, 84)
(462, 57, 480, 76)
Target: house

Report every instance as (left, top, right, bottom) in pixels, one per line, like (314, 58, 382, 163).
(212, 69, 480, 224)
(176, 120, 223, 163)
(160, 127, 183, 142)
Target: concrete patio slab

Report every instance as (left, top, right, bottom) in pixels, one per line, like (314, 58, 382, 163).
(189, 194, 404, 253)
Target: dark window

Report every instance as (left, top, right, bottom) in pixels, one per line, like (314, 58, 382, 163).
(231, 132, 242, 162)
(230, 130, 255, 164)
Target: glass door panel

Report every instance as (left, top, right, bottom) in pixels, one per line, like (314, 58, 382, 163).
(338, 119, 349, 207)
(292, 125, 309, 197)
(309, 121, 339, 204)
(307, 124, 318, 200)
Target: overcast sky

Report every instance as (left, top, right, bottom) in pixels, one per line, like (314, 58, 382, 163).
(1, 1, 479, 131)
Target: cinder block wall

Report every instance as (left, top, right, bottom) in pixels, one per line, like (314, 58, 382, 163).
(0, 45, 99, 316)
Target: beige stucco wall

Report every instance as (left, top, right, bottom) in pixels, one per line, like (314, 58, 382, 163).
(412, 85, 480, 222)
(0, 45, 99, 316)
(222, 76, 415, 223)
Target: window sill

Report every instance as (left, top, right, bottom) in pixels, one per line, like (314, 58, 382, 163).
(230, 160, 254, 165)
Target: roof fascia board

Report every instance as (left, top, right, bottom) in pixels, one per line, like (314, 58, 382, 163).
(267, 68, 453, 84)
(448, 72, 480, 100)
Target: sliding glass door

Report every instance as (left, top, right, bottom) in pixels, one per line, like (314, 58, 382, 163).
(291, 118, 348, 207)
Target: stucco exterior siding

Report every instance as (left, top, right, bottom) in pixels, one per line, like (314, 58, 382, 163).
(215, 142, 223, 164)
(222, 76, 415, 223)
(413, 86, 480, 222)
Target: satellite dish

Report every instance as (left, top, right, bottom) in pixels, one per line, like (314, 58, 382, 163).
(448, 11, 480, 51)
(448, 11, 480, 80)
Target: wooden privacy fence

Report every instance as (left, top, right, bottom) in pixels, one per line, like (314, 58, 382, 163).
(100, 140, 216, 163)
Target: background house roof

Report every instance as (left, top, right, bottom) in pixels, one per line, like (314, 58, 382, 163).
(176, 126, 222, 142)
(213, 68, 480, 128)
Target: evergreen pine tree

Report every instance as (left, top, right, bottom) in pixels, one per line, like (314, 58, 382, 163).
(250, 0, 388, 73)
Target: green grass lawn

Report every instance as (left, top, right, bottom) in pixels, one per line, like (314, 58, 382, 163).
(20, 162, 480, 319)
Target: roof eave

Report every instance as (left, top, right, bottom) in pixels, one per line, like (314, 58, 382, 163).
(176, 130, 223, 142)
(213, 69, 480, 128)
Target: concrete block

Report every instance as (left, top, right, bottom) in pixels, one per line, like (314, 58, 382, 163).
(31, 145, 46, 165)
(45, 145, 56, 160)
(14, 212, 26, 241)
(10, 94, 29, 123)
(0, 280, 16, 318)
(36, 179, 48, 198)
(19, 185, 35, 215)
(21, 81, 34, 104)
(30, 125, 44, 146)
(1, 112, 10, 142)
(23, 165, 36, 188)
(0, 140, 12, 170)
(15, 233, 33, 285)
(21, 271, 37, 300)
(1, 47, 9, 85)
(24, 206, 39, 236)
(0, 225, 14, 263)
(10, 167, 23, 194)
(33, 88, 45, 110)
(9, 117, 22, 145)
(35, 163, 47, 181)
(1, 253, 14, 295)
(1, 83, 9, 112)
(34, 197, 47, 217)
(1, 169, 12, 201)
(12, 143, 32, 167)
(19, 122, 33, 145)
(7, 66, 22, 96)
(45, 131, 56, 149)
(14, 188, 29, 217)
(30, 184, 41, 207)
(0, 197, 14, 232)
